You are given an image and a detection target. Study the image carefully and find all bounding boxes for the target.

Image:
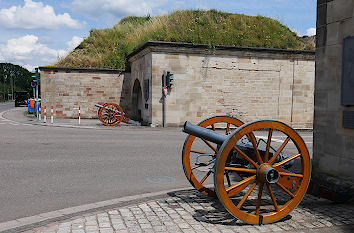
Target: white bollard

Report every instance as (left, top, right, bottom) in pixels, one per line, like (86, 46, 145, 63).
(44, 106, 47, 123)
(51, 106, 53, 124)
(79, 106, 81, 125)
(36, 100, 39, 120)
(39, 104, 41, 121)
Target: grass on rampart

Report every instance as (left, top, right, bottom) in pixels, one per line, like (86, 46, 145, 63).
(55, 9, 314, 69)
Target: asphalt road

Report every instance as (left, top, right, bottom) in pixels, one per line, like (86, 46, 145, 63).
(0, 101, 16, 112)
(0, 101, 313, 223)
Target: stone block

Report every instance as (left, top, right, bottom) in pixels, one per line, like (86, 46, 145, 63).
(318, 153, 340, 176)
(340, 17, 354, 39)
(327, 0, 353, 24)
(326, 22, 340, 46)
(317, 25, 327, 48)
(317, 3, 327, 27)
(339, 156, 354, 179)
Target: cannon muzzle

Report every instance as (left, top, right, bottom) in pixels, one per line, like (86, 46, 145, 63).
(182, 121, 228, 145)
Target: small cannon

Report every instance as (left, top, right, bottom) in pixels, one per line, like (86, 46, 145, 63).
(182, 116, 311, 225)
(95, 103, 141, 126)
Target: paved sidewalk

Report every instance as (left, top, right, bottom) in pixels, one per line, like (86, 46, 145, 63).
(2, 189, 353, 233)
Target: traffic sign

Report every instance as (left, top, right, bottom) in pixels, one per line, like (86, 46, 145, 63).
(163, 87, 168, 97)
(31, 81, 37, 87)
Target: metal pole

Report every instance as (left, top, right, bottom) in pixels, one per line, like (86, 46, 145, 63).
(35, 68, 39, 99)
(11, 76, 13, 100)
(4, 74, 6, 101)
(162, 71, 166, 127)
(13, 75, 15, 100)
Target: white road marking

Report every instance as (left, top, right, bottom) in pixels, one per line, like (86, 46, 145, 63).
(0, 109, 33, 127)
(257, 136, 313, 144)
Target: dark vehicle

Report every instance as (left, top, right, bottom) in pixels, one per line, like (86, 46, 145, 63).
(15, 92, 29, 107)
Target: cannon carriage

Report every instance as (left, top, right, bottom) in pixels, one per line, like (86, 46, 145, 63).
(181, 116, 311, 225)
(95, 103, 141, 126)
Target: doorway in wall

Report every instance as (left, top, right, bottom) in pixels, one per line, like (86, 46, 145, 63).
(132, 79, 142, 121)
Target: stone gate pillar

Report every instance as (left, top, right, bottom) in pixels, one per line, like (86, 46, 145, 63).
(313, 0, 354, 200)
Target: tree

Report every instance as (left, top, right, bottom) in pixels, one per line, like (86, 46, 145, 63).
(0, 63, 33, 100)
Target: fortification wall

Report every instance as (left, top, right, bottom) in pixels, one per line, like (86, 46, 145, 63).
(128, 44, 315, 128)
(39, 67, 128, 118)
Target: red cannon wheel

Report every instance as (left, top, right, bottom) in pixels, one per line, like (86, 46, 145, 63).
(214, 120, 311, 224)
(182, 116, 244, 197)
(98, 103, 124, 126)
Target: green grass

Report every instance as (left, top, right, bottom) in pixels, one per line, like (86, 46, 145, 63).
(55, 9, 313, 69)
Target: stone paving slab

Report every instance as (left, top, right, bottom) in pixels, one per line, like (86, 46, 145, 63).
(4, 189, 353, 233)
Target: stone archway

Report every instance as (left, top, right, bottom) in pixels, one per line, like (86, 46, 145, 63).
(132, 79, 143, 121)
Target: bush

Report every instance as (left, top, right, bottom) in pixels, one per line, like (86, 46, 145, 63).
(55, 9, 313, 69)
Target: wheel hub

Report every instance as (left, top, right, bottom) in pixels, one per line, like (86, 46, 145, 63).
(257, 163, 279, 184)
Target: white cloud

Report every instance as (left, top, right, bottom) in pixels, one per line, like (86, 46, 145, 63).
(0, 34, 83, 70)
(306, 27, 316, 36)
(67, 36, 84, 51)
(23, 64, 36, 72)
(0, 0, 82, 29)
(0, 35, 65, 61)
(69, 0, 166, 18)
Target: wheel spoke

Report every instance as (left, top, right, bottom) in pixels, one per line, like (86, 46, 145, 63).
(224, 167, 257, 173)
(268, 137, 290, 164)
(276, 181, 295, 198)
(264, 129, 273, 163)
(233, 146, 259, 168)
(191, 158, 214, 170)
(255, 182, 264, 215)
(279, 171, 303, 178)
(266, 183, 279, 211)
(273, 153, 301, 168)
(211, 124, 216, 131)
(200, 170, 212, 184)
(237, 181, 258, 209)
(226, 123, 230, 134)
(248, 134, 263, 164)
(202, 139, 218, 153)
(226, 175, 256, 193)
(226, 173, 231, 187)
(190, 150, 212, 155)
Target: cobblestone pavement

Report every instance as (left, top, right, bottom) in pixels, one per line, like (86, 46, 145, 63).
(16, 189, 354, 233)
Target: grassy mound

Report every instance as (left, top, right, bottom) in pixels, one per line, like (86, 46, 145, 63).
(55, 9, 313, 69)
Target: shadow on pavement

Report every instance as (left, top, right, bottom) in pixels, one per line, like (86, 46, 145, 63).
(166, 188, 354, 229)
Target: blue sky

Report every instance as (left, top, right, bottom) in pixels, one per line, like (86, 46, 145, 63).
(0, 0, 316, 71)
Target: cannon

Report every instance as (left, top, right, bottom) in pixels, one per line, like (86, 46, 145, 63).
(182, 116, 311, 225)
(95, 103, 141, 126)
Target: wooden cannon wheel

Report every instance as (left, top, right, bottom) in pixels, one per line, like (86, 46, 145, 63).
(182, 116, 244, 197)
(98, 103, 124, 126)
(214, 120, 311, 224)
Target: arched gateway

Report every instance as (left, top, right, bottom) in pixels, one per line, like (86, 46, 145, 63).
(132, 79, 143, 121)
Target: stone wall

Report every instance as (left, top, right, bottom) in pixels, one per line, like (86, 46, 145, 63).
(128, 43, 315, 128)
(314, 0, 354, 188)
(39, 67, 128, 118)
(126, 52, 152, 123)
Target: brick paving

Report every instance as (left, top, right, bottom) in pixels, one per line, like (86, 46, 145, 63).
(18, 189, 354, 233)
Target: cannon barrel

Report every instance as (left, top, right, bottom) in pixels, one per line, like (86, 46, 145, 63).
(182, 121, 228, 145)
